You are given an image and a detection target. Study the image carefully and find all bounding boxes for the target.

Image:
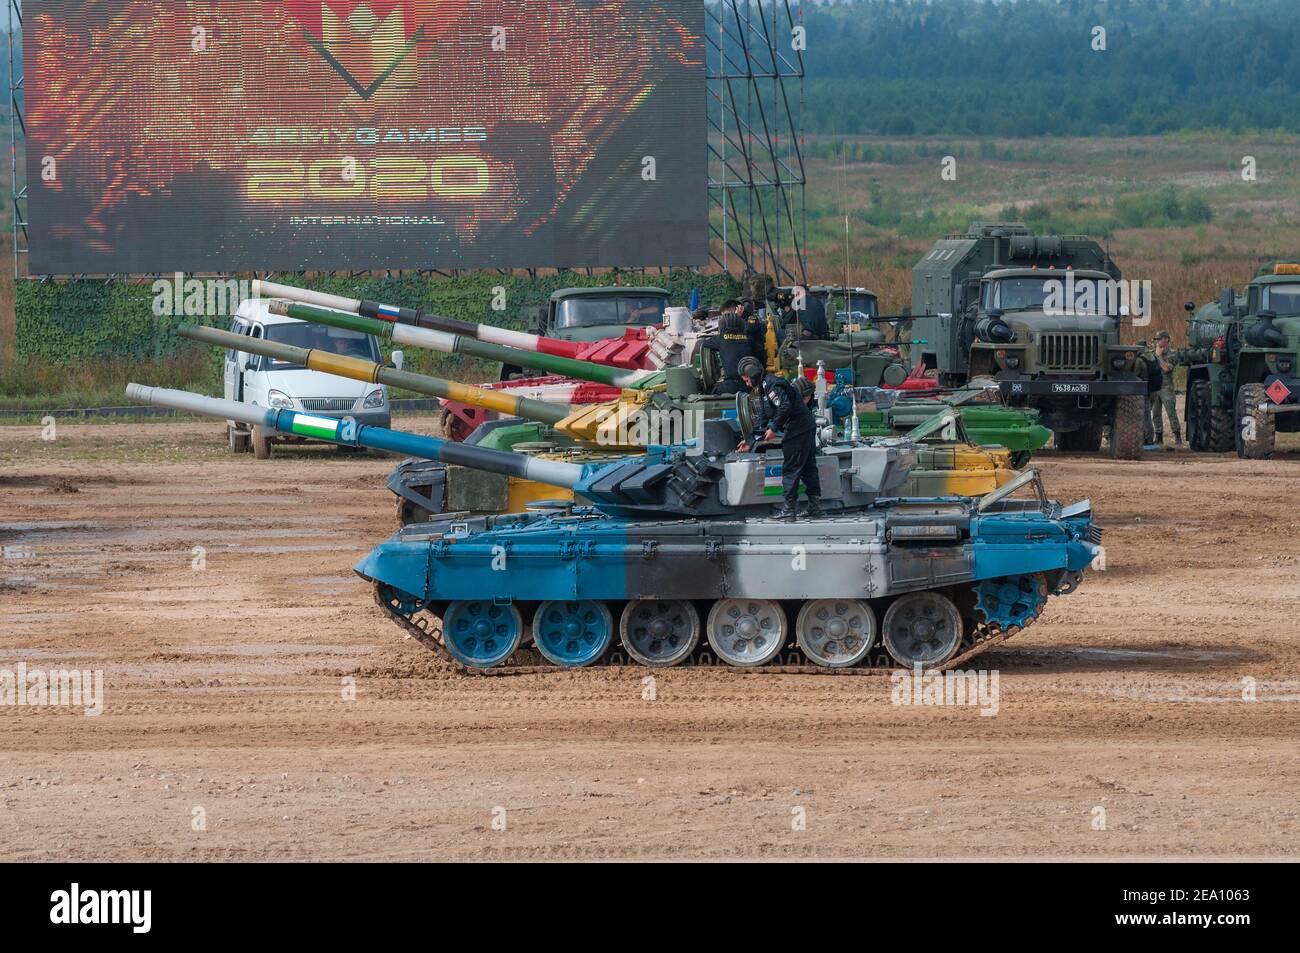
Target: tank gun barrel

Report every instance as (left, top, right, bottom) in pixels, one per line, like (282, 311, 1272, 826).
(125, 385, 584, 489)
(266, 300, 659, 391)
(178, 325, 572, 427)
(253, 280, 587, 360)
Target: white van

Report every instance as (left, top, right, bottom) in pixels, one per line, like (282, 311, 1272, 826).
(223, 298, 401, 458)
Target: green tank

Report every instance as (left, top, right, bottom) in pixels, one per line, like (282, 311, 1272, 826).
(858, 399, 1051, 468)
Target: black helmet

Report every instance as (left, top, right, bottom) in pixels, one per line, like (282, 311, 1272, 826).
(720, 312, 746, 335)
(793, 376, 815, 402)
(737, 356, 764, 381)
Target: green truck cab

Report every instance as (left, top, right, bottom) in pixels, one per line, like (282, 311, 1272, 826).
(524, 286, 672, 343)
(912, 223, 1148, 459)
(1184, 263, 1300, 458)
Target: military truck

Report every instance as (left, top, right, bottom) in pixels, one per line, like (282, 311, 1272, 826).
(912, 223, 1149, 459)
(775, 286, 880, 328)
(1183, 263, 1300, 458)
(523, 286, 672, 343)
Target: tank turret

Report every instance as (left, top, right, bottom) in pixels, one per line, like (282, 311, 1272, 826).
(126, 385, 917, 521)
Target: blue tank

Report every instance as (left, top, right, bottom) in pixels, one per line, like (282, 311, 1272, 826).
(127, 383, 1101, 673)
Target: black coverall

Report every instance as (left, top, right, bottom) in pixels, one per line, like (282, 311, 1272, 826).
(781, 305, 829, 341)
(797, 296, 831, 340)
(759, 372, 820, 505)
(706, 332, 766, 395)
(745, 315, 771, 366)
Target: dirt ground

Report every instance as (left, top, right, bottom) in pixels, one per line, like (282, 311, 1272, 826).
(2, 415, 1298, 861)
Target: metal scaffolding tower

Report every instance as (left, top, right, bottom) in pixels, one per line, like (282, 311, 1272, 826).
(7, 0, 27, 278)
(706, 0, 807, 286)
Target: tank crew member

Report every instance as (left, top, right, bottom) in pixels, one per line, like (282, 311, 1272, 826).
(770, 289, 799, 337)
(797, 291, 831, 341)
(771, 288, 831, 342)
(737, 357, 822, 520)
(704, 305, 761, 395)
(793, 375, 816, 407)
(1150, 330, 1182, 447)
(739, 298, 772, 366)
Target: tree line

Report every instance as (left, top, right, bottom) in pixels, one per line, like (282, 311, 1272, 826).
(799, 0, 1300, 137)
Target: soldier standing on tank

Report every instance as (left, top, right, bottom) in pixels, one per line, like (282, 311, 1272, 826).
(740, 298, 773, 366)
(1150, 330, 1183, 446)
(769, 289, 799, 337)
(737, 357, 822, 521)
(704, 304, 761, 395)
(797, 292, 832, 341)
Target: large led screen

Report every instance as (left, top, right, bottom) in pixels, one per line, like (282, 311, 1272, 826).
(25, 1, 707, 274)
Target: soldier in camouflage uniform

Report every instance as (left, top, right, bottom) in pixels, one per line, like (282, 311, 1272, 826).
(1137, 343, 1160, 448)
(1149, 330, 1182, 446)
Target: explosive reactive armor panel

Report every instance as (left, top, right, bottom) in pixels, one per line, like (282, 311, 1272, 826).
(24, 1, 707, 274)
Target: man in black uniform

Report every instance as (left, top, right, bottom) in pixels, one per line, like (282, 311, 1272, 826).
(770, 290, 799, 338)
(737, 357, 822, 521)
(739, 298, 772, 367)
(797, 292, 831, 341)
(704, 305, 761, 395)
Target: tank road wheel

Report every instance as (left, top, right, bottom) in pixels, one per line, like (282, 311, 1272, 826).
(706, 599, 788, 667)
(796, 599, 877, 668)
(973, 574, 1048, 633)
(1108, 395, 1145, 460)
(1235, 383, 1276, 460)
(443, 601, 523, 668)
(251, 425, 273, 460)
(619, 600, 700, 667)
(532, 601, 613, 668)
(881, 591, 963, 670)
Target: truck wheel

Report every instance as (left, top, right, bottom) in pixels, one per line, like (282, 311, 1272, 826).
(1109, 395, 1145, 460)
(1235, 383, 1276, 459)
(228, 426, 252, 454)
(1188, 380, 1235, 453)
(1186, 379, 1209, 451)
(251, 425, 273, 460)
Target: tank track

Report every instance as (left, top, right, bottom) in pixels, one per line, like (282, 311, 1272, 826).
(372, 579, 1062, 677)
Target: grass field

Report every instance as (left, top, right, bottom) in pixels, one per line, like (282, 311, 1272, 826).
(799, 132, 1300, 346)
